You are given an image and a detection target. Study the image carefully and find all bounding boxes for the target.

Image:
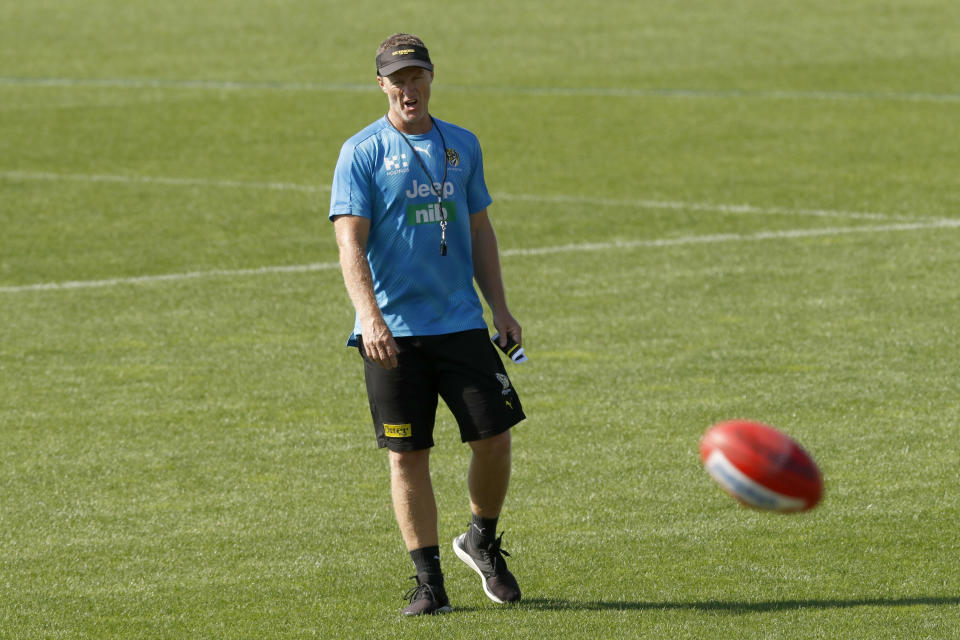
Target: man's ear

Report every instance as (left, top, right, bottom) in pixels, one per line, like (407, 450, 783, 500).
(377, 75, 387, 93)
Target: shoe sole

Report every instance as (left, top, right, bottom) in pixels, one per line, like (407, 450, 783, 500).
(452, 533, 507, 604)
(401, 605, 453, 617)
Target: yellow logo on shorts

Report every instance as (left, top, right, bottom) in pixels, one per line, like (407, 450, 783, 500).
(384, 423, 412, 438)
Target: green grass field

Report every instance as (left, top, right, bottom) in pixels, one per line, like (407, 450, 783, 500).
(3, 1, 960, 637)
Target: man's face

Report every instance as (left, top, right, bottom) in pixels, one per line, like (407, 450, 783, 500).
(379, 66, 434, 134)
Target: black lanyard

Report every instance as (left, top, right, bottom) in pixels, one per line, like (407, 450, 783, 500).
(389, 116, 450, 256)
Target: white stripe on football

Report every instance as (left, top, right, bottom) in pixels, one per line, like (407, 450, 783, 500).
(704, 449, 808, 512)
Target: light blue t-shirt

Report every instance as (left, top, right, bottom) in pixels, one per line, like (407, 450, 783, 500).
(329, 116, 493, 346)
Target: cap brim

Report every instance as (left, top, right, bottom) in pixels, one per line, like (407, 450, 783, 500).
(377, 59, 434, 77)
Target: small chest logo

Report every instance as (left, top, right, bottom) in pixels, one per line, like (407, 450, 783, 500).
(413, 142, 432, 158)
(384, 153, 409, 174)
(445, 147, 460, 167)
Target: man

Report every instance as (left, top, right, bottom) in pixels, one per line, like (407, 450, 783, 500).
(329, 33, 526, 616)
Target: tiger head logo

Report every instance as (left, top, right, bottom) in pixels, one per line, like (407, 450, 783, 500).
(445, 147, 460, 167)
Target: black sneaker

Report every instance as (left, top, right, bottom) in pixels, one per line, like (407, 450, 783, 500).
(453, 532, 521, 603)
(401, 574, 453, 616)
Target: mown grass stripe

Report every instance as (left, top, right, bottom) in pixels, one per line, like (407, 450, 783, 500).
(3, 219, 958, 294)
(0, 170, 915, 221)
(3, 76, 960, 103)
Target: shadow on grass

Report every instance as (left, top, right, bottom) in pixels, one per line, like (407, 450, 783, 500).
(516, 596, 960, 613)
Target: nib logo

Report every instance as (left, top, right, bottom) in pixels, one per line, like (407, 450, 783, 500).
(406, 201, 457, 226)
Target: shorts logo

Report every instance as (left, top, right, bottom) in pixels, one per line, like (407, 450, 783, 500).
(384, 423, 412, 438)
(496, 373, 513, 396)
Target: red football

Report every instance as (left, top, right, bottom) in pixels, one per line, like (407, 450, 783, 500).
(700, 420, 823, 512)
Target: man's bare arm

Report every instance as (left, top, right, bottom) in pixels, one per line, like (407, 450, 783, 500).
(470, 209, 521, 349)
(333, 214, 399, 369)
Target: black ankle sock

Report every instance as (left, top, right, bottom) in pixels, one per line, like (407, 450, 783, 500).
(468, 514, 498, 547)
(410, 546, 442, 580)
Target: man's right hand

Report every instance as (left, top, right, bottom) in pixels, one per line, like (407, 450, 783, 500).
(361, 318, 400, 369)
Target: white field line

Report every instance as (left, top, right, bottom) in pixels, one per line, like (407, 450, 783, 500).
(496, 191, 907, 222)
(3, 76, 960, 103)
(502, 218, 960, 256)
(0, 170, 327, 194)
(2, 219, 959, 294)
(0, 263, 342, 293)
(0, 169, 914, 222)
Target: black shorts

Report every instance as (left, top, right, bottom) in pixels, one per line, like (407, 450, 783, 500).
(357, 328, 525, 451)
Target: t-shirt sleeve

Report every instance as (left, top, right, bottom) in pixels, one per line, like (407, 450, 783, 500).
(466, 139, 493, 215)
(329, 140, 374, 220)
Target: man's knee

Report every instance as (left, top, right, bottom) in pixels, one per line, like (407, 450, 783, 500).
(389, 448, 431, 474)
(469, 430, 511, 458)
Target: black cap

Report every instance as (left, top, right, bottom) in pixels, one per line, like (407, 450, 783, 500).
(376, 44, 433, 76)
